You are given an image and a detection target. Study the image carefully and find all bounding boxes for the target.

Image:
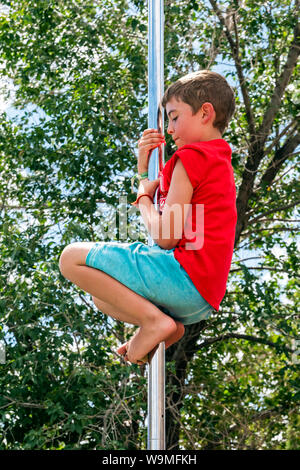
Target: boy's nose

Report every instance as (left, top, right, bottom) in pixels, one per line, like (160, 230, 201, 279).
(167, 122, 174, 134)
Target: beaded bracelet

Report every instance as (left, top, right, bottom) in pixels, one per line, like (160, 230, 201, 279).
(131, 193, 154, 206)
(131, 171, 148, 193)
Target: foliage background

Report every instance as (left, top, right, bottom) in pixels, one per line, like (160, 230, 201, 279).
(0, 0, 299, 450)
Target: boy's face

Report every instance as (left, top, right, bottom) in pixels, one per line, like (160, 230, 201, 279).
(165, 96, 216, 147)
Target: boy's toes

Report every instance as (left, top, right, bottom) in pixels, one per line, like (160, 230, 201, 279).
(117, 342, 132, 363)
(117, 341, 145, 364)
(127, 350, 149, 365)
(117, 342, 128, 357)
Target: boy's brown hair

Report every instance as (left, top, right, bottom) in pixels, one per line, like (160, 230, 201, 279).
(161, 70, 235, 134)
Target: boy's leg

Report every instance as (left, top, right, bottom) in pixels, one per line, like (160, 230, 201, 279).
(59, 242, 177, 363)
(92, 296, 185, 353)
(92, 296, 139, 325)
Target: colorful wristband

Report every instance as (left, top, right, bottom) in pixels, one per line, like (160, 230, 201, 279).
(131, 172, 149, 193)
(131, 193, 154, 206)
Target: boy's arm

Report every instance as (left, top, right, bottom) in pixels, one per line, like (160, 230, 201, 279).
(138, 158, 193, 250)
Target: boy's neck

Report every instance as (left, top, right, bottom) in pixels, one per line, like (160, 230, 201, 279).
(199, 126, 222, 142)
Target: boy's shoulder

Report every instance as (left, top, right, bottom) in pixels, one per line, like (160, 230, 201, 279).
(162, 139, 232, 177)
(166, 140, 232, 168)
(176, 139, 231, 156)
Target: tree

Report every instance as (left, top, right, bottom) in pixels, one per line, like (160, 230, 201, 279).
(0, 0, 299, 450)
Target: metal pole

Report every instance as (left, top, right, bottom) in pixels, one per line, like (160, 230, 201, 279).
(147, 0, 165, 451)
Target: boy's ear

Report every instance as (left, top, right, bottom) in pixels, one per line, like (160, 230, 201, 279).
(200, 102, 215, 123)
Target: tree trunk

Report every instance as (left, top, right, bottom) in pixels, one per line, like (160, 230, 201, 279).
(166, 321, 207, 450)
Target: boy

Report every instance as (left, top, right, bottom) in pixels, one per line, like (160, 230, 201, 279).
(59, 70, 237, 365)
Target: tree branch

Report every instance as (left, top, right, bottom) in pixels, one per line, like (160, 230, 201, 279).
(241, 226, 299, 238)
(209, 0, 256, 136)
(253, 162, 298, 194)
(232, 256, 263, 264)
(258, 131, 300, 188)
(234, 19, 299, 246)
(3, 396, 47, 409)
(257, 21, 300, 147)
(229, 405, 298, 435)
(1, 199, 107, 211)
(230, 265, 295, 274)
(198, 333, 293, 353)
(263, 120, 297, 156)
(248, 198, 300, 225)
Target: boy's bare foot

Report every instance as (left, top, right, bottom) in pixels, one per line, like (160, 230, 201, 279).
(117, 320, 185, 364)
(126, 314, 176, 364)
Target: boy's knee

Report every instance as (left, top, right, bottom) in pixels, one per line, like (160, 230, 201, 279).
(59, 242, 92, 278)
(59, 244, 76, 278)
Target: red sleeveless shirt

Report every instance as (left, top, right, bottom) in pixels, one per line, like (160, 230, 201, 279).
(158, 140, 237, 311)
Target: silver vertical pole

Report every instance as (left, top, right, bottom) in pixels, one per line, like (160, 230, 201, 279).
(147, 0, 165, 451)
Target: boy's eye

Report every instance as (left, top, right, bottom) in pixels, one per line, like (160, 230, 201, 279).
(173, 117, 178, 122)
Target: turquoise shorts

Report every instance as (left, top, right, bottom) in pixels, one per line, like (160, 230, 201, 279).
(85, 241, 213, 326)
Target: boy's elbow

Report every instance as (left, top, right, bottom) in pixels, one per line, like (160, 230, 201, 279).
(153, 215, 181, 249)
(155, 238, 179, 250)
(166, 238, 180, 250)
